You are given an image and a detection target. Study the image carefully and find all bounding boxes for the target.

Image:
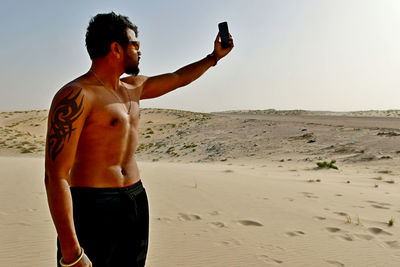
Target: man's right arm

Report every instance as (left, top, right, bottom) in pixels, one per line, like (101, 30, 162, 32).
(44, 86, 91, 264)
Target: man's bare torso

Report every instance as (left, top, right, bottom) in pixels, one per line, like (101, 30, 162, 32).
(69, 75, 143, 188)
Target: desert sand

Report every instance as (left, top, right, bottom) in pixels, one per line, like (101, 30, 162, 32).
(1, 108, 400, 266)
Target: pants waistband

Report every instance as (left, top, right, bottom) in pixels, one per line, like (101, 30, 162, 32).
(70, 180, 144, 196)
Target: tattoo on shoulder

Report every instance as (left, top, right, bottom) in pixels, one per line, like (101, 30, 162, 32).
(48, 88, 84, 162)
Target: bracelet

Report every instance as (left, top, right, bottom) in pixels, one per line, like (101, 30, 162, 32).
(59, 247, 84, 267)
(207, 53, 218, 66)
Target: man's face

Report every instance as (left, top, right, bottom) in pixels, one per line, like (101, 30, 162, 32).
(123, 28, 141, 76)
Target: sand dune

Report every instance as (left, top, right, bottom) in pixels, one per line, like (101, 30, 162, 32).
(1, 109, 400, 266)
(2, 108, 400, 164)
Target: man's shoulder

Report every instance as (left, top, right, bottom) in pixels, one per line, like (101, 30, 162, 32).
(53, 75, 95, 102)
(51, 78, 94, 114)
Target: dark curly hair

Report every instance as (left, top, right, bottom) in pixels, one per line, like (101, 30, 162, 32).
(85, 12, 138, 60)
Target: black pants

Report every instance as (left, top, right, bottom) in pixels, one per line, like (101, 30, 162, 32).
(57, 180, 149, 267)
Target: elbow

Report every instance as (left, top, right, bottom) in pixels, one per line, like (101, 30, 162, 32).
(44, 167, 70, 189)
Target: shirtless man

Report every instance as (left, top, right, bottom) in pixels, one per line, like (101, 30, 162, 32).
(45, 12, 233, 267)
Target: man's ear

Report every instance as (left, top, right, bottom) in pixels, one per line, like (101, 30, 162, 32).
(110, 42, 122, 59)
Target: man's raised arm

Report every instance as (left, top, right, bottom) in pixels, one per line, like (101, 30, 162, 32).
(124, 33, 233, 100)
(44, 86, 92, 266)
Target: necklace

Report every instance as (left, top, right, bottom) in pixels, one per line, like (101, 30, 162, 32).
(90, 70, 132, 114)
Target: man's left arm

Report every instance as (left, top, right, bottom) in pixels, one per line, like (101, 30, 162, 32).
(136, 33, 233, 100)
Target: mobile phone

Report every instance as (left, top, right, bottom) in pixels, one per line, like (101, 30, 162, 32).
(218, 22, 230, 48)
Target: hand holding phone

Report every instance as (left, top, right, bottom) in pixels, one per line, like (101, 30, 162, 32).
(211, 21, 233, 64)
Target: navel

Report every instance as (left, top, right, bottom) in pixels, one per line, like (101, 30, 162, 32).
(121, 168, 127, 176)
(110, 118, 119, 126)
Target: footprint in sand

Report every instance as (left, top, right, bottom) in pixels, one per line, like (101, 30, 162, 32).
(209, 211, 220, 216)
(285, 231, 305, 237)
(237, 220, 263, 227)
(370, 204, 390, 210)
(326, 227, 341, 233)
(215, 238, 241, 247)
(354, 234, 374, 241)
(336, 234, 354, 242)
(367, 227, 392, 236)
(333, 212, 348, 217)
(313, 216, 326, 221)
(385, 241, 400, 249)
(371, 202, 391, 210)
(365, 200, 392, 207)
(178, 213, 201, 221)
(326, 260, 345, 267)
(256, 255, 283, 265)
(300, 192, 319, 199)
(326, 228, 371, 243)
(209, 222, 225, 228)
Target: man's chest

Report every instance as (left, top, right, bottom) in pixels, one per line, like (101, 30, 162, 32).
(85, 96, 140, 131)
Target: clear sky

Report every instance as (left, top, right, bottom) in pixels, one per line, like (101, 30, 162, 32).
(1, 0, 400, 112)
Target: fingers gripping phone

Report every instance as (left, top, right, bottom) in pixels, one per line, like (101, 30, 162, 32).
(218, 22, 230, 48)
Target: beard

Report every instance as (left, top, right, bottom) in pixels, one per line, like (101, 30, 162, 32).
(125, 65, 140, 76)
(124, 56, 140, 76)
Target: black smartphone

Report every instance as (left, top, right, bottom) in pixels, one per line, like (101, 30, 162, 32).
(218, 22, 230, 48)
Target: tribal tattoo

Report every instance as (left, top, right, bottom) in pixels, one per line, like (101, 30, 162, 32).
(48, 89, 84, 162)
